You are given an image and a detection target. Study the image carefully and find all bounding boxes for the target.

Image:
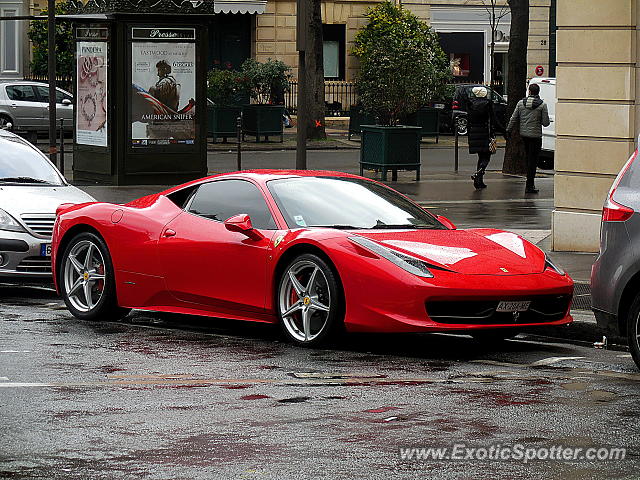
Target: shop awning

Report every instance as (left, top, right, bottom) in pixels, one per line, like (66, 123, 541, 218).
(214, 0, 267, 14)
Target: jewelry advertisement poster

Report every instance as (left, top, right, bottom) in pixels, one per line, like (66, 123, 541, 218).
(76, 41, 107, 146)
(130, 36, 196, 147)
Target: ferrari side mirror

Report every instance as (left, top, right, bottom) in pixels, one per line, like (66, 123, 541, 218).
(61, 98, 72, 106)
(224, 214, 263, 239)
(437, 215, 456, 230)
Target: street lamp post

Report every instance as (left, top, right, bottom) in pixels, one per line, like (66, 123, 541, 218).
(295, 0, 307, 170)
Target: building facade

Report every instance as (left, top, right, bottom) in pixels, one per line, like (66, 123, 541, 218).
(0, 0, 30, 80)
(553, 0, 638, 252)
(255, 0, 552, 87)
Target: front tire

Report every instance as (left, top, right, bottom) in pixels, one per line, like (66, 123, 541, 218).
(60, 232, 130, 321)
(626, 295, 640, 370)
(277, 254, 343, 346)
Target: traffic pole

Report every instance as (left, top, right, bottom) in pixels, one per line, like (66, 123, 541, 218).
(47, 0, 57, 165)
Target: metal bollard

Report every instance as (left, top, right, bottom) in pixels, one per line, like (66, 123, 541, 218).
(454, 126, 459, 173)
(59, 118, 65, 176)
(236, 115, 242, 171)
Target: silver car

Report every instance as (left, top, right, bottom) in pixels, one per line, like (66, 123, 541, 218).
(0, 81, 73, 132)
(0, 128, 94, 281)
(591, 140, 640, 369)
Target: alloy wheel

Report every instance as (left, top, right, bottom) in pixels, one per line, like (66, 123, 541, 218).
(63, 239, 106, 313)
(279, 259, 331, 343)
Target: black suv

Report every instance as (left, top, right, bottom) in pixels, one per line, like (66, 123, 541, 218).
(439, 84, 508, 135)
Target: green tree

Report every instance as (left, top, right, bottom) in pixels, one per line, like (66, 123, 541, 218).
(241, 58, 292, 105)
(353, 1, 451, 126)
(28, 3, 74, 77)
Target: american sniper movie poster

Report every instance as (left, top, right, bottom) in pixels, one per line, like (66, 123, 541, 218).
(130, 41, 196, 146)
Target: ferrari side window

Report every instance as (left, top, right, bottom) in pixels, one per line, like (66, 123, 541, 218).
(188, 180, 276, 230)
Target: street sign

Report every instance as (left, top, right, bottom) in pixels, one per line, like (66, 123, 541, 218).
(535, 65, 544, 76)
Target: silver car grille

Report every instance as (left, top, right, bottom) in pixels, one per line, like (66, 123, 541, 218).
(16, 256, 52, 273)
(20, 213, 56, 238)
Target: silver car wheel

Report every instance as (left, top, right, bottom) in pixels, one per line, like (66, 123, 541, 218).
(63, 239, 106, 313)
(279, 259, 331, 343)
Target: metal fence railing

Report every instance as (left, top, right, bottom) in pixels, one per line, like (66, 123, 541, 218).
(23, 73, 73, 92)
(286, 80, 357, 117)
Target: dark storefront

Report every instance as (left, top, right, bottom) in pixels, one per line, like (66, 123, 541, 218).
(437, 32, 485, 85)
(208, 14, 252, 71)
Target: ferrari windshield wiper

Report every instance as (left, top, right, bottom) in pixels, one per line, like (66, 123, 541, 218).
(370, 224, 432, 229)
(308, 224, 363, 229)
(0, 176, 49, 184)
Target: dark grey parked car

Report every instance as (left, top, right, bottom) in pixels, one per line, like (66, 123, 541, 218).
(591, 144, 640, 369)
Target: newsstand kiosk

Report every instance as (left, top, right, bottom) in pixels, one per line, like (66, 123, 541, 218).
(69, 1, 213, 185)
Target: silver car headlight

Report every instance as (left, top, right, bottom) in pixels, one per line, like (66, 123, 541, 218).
(545, 255, 565, 275)
(0, 208, 25, 233)
(349, 236, 434, 278)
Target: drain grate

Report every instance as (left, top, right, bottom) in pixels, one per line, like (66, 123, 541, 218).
(572, 282, 592, 311)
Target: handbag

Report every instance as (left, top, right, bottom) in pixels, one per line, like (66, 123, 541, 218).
(489, 137, 497, 154)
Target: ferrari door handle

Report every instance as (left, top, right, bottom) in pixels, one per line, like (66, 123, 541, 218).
(163, 229, 176, 237)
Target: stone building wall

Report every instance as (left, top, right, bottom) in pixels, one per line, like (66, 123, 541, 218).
(553, 0, 637, 251)
(255, 0, 551, 82)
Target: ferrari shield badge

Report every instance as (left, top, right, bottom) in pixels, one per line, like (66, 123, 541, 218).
(274, 235, 284, 248)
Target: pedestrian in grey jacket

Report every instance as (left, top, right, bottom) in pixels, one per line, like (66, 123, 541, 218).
(506, 83, 550, 194)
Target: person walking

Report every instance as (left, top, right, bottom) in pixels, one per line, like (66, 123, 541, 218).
(506, 82, 551, 194)
(467, 86, 503, 189)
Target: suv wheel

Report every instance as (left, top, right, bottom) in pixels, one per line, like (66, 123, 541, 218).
(627, 295, 640, 369)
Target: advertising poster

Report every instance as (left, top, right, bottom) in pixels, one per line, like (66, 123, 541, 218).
(76, 41, 108, 146)
(130, 38, 196, 147)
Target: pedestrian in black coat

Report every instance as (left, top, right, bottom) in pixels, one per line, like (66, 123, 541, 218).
(467, 86, 504, 189)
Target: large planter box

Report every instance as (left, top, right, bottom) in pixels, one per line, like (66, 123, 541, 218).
(241, 105, 284, 143)
(207, 105, 242, 143)
(404, 107, 440, 143)
(360, 125, 422, 181)
(348, 106, 376, 140)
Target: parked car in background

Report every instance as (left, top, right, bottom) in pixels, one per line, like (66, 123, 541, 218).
(0, 81, 73, 133)
(0, 128, 94, 281)
(529, 77, 556, 169)
(437, 84, 508, 135)
(591, 139, 640, 370)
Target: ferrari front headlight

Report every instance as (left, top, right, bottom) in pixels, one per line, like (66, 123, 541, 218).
(349, 236, 434, 278)
(0, 208, 25, 233)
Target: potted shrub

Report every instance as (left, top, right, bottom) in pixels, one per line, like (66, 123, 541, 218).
(206, 69, 249, 143)
(241, 58, 291, 143)
(353, 1, 451, 180)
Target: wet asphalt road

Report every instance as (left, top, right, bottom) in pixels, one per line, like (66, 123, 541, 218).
(0, 284, 638, 480)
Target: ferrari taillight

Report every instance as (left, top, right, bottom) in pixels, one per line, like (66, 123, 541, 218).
(452, 100, 460, 110)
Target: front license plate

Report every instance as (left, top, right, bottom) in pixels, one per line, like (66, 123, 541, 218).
(496, 301, 531, 313)
(40, 243, 51, 257)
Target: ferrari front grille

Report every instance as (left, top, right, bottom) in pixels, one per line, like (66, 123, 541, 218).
(21, 214, 56, 238)
(426, 295, 572, 325)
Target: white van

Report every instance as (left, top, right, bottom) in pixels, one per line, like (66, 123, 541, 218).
(528, 77, 556, 162)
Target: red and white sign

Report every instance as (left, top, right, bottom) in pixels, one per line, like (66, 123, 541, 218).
(535, 65, 544, 76)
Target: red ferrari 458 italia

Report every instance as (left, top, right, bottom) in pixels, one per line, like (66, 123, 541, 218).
(52, 170, 573, 346)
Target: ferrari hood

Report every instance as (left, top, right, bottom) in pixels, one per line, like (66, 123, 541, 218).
(0, 185, 95, 218)
(353, 228, 546, 275)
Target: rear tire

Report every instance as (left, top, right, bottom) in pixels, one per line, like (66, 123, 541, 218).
(626, 295, 640, 370)
(59, 232, 130, 321)
(0, 114, 13, 130)
(455, 116, 468, 136)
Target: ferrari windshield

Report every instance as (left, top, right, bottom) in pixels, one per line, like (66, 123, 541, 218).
(268, 176, 444, 230)
(0, 135, 64, 185)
